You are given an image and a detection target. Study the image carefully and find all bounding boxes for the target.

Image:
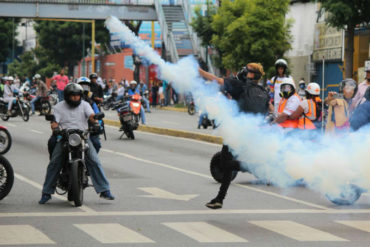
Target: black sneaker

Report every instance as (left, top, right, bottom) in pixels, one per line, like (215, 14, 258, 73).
(205, 198, 223, 209)
(100, 190, 115, 200)
(39, 193, 52, 204)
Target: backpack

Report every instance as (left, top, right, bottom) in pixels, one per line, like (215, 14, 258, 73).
(312, 100, 323, 129)
(239, 81, 270, 115)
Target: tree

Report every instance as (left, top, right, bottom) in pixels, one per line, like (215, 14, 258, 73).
(0, 18, 20, 63)
(211, 0, 292, 76)
(34, 20, 110, 75)
(314, 0, 370, 78)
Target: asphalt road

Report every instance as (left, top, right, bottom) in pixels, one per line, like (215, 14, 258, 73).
(1, 115, 370, 246)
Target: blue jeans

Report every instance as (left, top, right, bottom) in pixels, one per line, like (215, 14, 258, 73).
(31, 96, 40, 113)
(89, 135, 101, 153)
(142, 97, 150, 112)
(116, 95, 124, 102)
(57, 89, 64, 102)
(42, 139, 110, 195)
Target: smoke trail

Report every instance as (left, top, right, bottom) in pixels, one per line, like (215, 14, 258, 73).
(105, 16, 370, 202)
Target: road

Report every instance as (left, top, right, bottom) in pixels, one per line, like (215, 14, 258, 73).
(1, 115, 370, 246)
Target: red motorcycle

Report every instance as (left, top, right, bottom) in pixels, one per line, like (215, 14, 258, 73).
(113, 94, 142, 140)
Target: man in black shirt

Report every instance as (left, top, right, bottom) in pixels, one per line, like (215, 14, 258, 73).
(89, 73, 104, 105)
(198, 63, 269, 209)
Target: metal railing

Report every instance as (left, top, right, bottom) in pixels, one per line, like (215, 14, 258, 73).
(154, 0, 179, 62)
(0, 0, 155, 4)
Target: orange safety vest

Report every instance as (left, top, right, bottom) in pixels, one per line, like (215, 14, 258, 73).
(278, 94, 300, 128)
(298, 99, 317, 129)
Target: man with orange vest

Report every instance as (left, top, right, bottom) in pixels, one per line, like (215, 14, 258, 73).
(289, 82, 322, 130)
(273, 77, 301, 128)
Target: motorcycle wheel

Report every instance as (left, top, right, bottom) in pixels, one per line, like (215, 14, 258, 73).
(49, 95, 58, 106)
(102, 103, 110, 111)
(0, 156, 14, 200)
(210, 151, 238, 183)
(0, 129, 12, 155)
(41, 101, 51, 115)
(188, 104, 195, 115)
(326, 184, 364, 206)
(129, 130, 135, 140)
(22, 110, 29, 122)
(70, 161, 83, 207)
(1, 115, 9, 121)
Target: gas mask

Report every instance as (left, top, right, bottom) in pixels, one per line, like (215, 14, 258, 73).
(279, 84, 294, 98)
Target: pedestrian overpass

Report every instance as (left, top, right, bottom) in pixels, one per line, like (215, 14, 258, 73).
(0, 0, 213, 70)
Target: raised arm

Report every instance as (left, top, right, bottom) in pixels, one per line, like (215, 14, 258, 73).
(198, 68, 224, 85)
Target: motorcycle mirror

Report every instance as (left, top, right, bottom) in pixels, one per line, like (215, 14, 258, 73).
(45, 114, 55, 122)
(94, 112, 105, 120)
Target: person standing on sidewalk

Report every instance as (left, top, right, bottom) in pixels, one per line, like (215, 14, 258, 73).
(199, 63, 270, 209)
(52, 68, 69, 102)
(350, 65, 370, 111)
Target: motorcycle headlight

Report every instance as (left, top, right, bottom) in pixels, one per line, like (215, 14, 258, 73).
(68, 133, 82, 147)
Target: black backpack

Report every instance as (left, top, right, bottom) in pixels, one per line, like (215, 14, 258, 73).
(239, 81, 270, 115)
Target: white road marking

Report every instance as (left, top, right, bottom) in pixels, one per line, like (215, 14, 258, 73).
(101, 148, 329, 209)
(138, 187, 198, 201)
(5, 123, 16, 127)
(4, 208, 370, 218)
(104, 124, 221, 146)
(249, 220, 348, 242)
(163, 222, 248, 243)
(31, 129, 43, 134)
(74, 223, 154, 243)
(337, 221, 370, 233)
(0, 225, 55, 245)
(14, 173, 95, 213)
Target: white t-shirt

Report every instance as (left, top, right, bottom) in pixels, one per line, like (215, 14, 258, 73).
(54, 100, 94, 131)
(281, 94, 301, 116)
(300, 100, 310, 114)
(117, 87, 125, 96)
(272, 75, 294, 115)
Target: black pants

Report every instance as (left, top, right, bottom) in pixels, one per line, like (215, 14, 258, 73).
(215, 145, 241, 201)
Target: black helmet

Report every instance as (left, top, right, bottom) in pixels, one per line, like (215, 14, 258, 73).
(89, 73, 98, 80)
(64, 83, 83, 107)
(339, 78, 358, 98)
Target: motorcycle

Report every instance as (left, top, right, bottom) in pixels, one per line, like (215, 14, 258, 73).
(0, 127, 13, 200)
(45, 112, 105, 207)
(102, 92, 117, 111)
(0, 94, 30, 122)
(188, 100, 196, 115)
(0, 155, 14, 200)
(48, 88, 59, 106)
(23, 91, 52, 115)
(112, 94, 142, 140)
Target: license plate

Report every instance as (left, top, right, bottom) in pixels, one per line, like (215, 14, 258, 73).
(123, 115, 131, 122)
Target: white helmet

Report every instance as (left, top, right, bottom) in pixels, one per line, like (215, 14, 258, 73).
(275, 59, 288, 68)
(7, 76, 14, 81)
(130, 80, 137, 86)
(34, 74, 41, 79)
(366, 65, 370, 72)
(305, 82, 320, 95)
(280, 77, 296, 89)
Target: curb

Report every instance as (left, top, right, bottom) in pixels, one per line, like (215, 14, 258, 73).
(104, 119, 223, 144)
(159, 106, 188, 113)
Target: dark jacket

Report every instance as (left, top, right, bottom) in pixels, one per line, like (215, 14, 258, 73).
(350, 87, 370, 131)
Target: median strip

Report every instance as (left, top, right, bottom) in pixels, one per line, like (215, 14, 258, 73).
(103, 119, 223, 144)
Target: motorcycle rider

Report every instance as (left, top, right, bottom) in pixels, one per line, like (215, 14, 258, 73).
(127, 80, 146, 125)
(139, 81, 151, 113)
(89, 73, 104, 106)
(199, 63, 270, 209)
(3, 76, 17, 116)
(30, 74, 48, 116)
(77, 77, 103, 153)
(39, 83, 114, 204)
(273, 77, 301, 129)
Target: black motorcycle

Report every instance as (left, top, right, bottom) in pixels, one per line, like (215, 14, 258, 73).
(0, 128, 13, 200)
(23, 91, 52, 115)
(0, 96, 30, 121)
(102, 92, 117, 111)
(45, 112, 105, 207)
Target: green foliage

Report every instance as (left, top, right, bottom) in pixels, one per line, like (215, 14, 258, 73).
(211, 0, 292, 74)
(316, 0, 370, 28)
(0, 18, 20, 63)
(34, 20, 110, 72)
(191, 1, 217, 47)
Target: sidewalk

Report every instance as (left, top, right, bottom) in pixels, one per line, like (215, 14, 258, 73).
(103, 107, 223, 144)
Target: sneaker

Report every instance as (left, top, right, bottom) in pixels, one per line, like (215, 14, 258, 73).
(100, 190, 115, 200)
(205, 198, 223, 209)
(197, 125, 201, 129)
(38, 193, 52, 204)
(31, 112, 35, 116)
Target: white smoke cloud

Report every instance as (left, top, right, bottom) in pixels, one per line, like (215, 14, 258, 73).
(105, 16, 370, 204)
